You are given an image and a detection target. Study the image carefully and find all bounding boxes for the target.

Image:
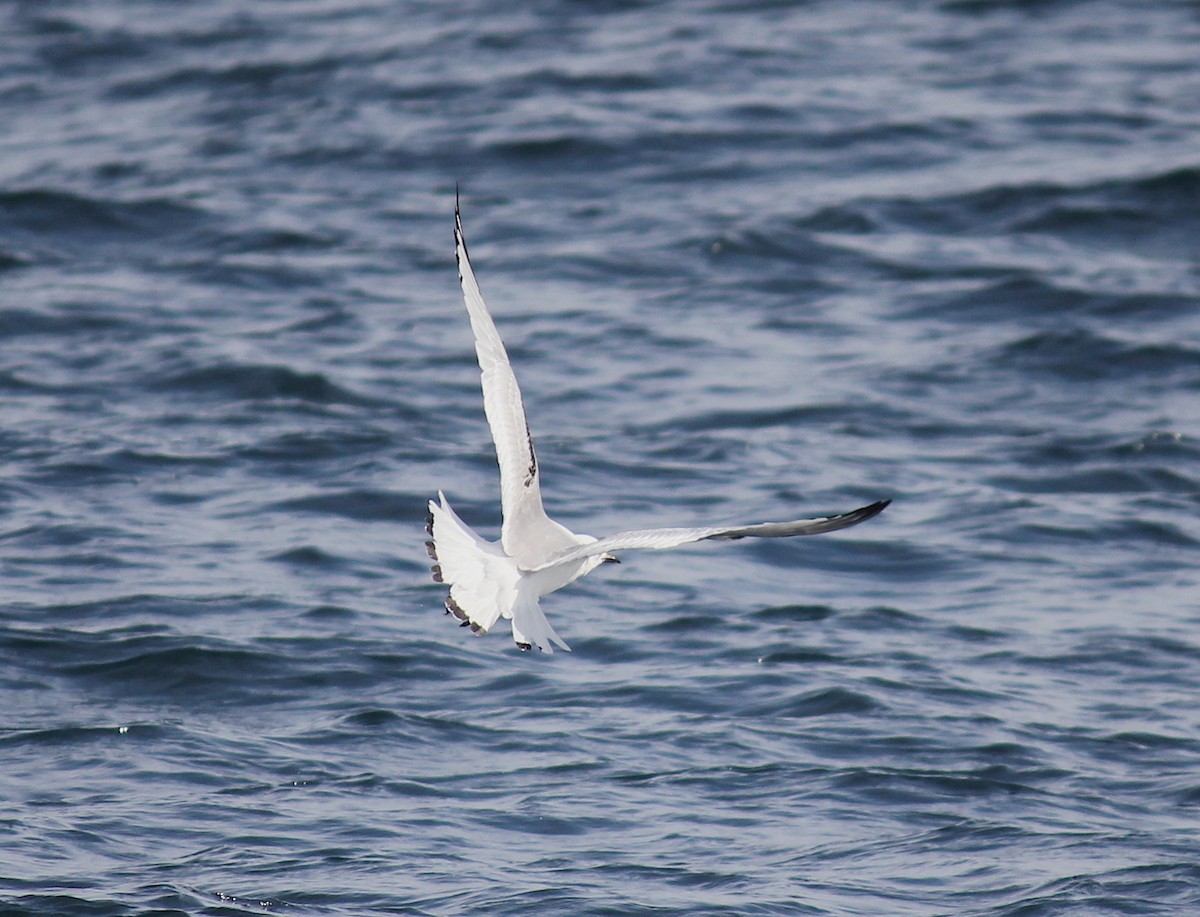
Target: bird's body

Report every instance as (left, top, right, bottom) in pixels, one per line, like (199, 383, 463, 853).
(427, 194, 889, 652)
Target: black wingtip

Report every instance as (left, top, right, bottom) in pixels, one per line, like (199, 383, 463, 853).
(453, 185, 470, 263)
(864, 498, 891, 518)
(706, 495, 892, 541)
(839, 498, 891, 528)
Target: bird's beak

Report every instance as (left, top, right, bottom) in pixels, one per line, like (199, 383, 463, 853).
(602, 553, 620, 564)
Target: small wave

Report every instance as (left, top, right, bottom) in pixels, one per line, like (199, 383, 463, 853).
(301, 604, 356, 620)
(0, 249, 32, 272)
(990, 468, 1200, 498)
(750, 603, 836, 623)
(0, 723, 160, 748)
(62, 642, 285, 688)
(27, 441, 271, 494)
(641, 613, 724, 635)
(755, 647, 844, 665)
(0, 188, 206, 239)
(0, 521, 128, 550)
(867, 179, 1070, 236)
(525, 67, 663, 94)
(1085, 165, 1200, 233)
(236, 429, 398, 464)
(0, 893, 131, 917)
(983, 633, 1200, 690)
(832, 764, 1040, 803)
(266, 489, 413, 522)
(665, 402, 872, 434)
(744, 686, 880, 719)
(1000, 863, 1200, 916)
(703, 221, 877, 285)
(159, 362, 371, 405)
(991, 329, 1200, 383)
(212, 226, 339, 255)
(340, 708, 403, 729)
(25, 449, 228, 491)
(107, 56, 345, 101)
(484, 134, 622, 164)
(992, 430, 1200, 496)
(0, 307, 129, 339)
(901, 275, 1095, 321)
(268, 546, 350, 569)
(864, 164, 1200, 262)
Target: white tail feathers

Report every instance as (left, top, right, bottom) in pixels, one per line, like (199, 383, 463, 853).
(511, 589, 571, 654)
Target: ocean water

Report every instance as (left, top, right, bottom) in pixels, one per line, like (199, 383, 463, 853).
(2, 1, 1199, 914)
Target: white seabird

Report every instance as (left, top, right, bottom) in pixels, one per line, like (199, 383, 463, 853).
(427, 194, 889, 653)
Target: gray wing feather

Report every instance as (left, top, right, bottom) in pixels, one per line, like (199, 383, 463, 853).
(525, 499, 890, 572)
(706, 500, 890, 539)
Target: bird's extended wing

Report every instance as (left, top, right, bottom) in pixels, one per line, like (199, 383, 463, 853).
(455, 193, 570, 562)
(524, 499, 890, 572)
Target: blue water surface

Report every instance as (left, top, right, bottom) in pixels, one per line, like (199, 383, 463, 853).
(2, 2, 1199, 915)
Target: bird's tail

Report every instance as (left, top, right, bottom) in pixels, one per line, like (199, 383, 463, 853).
(511, 588, 571, 654)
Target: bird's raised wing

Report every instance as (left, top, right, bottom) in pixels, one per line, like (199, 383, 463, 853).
(524, 499, 890, 573)
(455, 193, 569, 562)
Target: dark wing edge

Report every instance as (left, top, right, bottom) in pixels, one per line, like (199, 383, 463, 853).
(704, 499, 891, 540)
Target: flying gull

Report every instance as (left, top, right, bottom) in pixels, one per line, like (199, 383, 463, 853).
(427, 194, 889, 653)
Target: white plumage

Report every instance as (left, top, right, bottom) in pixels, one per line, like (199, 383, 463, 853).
(427, 193, 889, 652)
